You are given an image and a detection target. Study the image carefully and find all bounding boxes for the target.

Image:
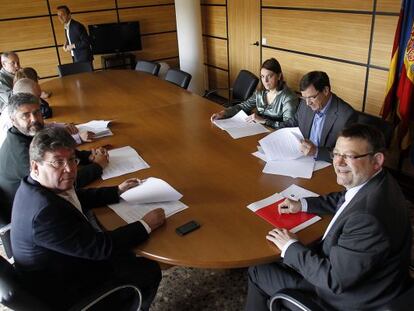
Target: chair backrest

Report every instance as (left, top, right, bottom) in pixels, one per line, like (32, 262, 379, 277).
(356, 111, 393, 148)
(135, 60, 161, 76)
(57, 62, 93, 77)
(0, 256, 51, 310)
(231, 70, 259, 102)
(164, 69, 192, 89)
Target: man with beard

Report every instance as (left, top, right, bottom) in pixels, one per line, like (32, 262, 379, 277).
(0, 93, 106, 224)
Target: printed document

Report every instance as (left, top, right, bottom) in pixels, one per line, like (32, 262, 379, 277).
(102, 146, 149, 180)
(259, 127, 303, 161)
(76, 120, 113, 138)
(263, 157, 315, 179)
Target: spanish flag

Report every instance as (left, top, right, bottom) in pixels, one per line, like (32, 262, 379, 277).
(382, 0, 414, 149)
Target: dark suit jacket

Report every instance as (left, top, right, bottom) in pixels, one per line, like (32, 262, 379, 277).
(0, 127, 102, 224)
(11, 176, 148, 307)
(283, 170, 412, 310)
(278, 93, 357, 161)
(66, 19, 93, 62)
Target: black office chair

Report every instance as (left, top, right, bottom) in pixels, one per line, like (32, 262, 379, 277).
(204, 69, 259, 107)
(164, 68, 192, 89)
(135, 60, 161, 76)
(269, 280, 414, 311)
(356, 111, 393, 148)
(57, 62, 93, 77)
(0, 252, 143, 311)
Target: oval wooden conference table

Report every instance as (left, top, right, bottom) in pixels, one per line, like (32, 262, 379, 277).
(42, 70, 341, 269)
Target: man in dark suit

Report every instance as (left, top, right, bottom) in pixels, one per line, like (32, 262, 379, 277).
(11, 127, 165, 310)
(0, 93, 106, 224)
(245, 124, 412, 311)
(57, 5, 93, 63)
(278, 71, 357, 162)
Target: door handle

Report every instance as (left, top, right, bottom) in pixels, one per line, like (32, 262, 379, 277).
(252, 41, 259, 46)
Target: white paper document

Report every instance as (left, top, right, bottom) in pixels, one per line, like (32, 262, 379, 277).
(279, 184, 319, 201)
(108, 200, 188, 224)
(121, 177, 183, 203)
(314, 161, 331, 171)
(213, 111, 270, 139)
(102, 146, 149, 180)
(259, 127, 304, 161)
(76, 120, 113, 138)
(263, 157, 315, 179)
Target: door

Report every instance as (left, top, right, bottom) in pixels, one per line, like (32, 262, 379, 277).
(227, 0, 261, 84)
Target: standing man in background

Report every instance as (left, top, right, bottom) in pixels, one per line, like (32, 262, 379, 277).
(57, 5, 93, 64)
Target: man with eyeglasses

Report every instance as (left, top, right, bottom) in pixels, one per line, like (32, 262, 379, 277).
(245, 124, 411, 311)
(11, 127, 165, 310)
(277, 71, 357, 162)
(0, 51, 21, 112)
(0, 93, 106, 224)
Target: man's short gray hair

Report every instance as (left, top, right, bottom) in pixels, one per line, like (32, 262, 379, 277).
(12, 78, 39, 95)
(1, 51, 18, 62)
(8, 93, 39, 116)
(30, 128, 76, 163)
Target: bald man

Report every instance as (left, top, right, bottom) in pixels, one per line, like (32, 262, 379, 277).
(0, 52, 20, 111)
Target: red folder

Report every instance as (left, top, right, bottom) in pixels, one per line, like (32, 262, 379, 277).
(255, 198, 321, 233)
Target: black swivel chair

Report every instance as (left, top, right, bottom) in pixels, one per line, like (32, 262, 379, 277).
(0, 225, 142, 311)
(204, 69, 259, 107)
(57, 62, 93, 77)
(356, 111, 394, 148)
(135, 60, 161, 76)
(164, 68, 192, 89)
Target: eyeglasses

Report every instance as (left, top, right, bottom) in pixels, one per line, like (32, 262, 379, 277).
(300, 91, 320, 101)
(43, 158, 80, 169)
(330, 152, 374, 161)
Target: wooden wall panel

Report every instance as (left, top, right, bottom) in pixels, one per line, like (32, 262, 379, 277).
(201, 5, 227, 38)
(206, 66, 229, 98)
(263, 9, 371, 63)
(133, 32, 178, 61)
(19, 48, 60, 78)
(118, 0, 173, 8)
(53, 11, 118, 45)
(162, 57, 180, 69)
(365, 68, 389, 116)
(376, 0, 401, 13)
(263, 48, 366, 111)
(201, 0, 226, 4)
(203, 37, 228, 69)
(49, 0, 114, 12)
(0, 1, 49, 19)
(0, 17, 54, 51)
(119, 6, 176, 34)
(371, 15, 399, 68)
(263, 0, 373, 11)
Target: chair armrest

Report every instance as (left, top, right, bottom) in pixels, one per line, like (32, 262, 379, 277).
(0, 224, 13, 259)
(0, 223, 11, 235)
(68, 282, 142, 311)
(204, 87, 233, 98)
(269, 289, 326, 311)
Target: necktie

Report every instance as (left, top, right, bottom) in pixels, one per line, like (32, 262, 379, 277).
(336, 191, 346, 211)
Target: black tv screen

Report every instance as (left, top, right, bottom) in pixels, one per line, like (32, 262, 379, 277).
(88, 22, 142, 54)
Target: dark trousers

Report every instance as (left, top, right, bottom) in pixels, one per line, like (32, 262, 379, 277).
(245, 261, 315, 311)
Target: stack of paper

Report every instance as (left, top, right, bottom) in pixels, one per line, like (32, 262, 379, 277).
(76, 120, 113, 138)
(108, 177, 188, 223)
(102, 146, 150, 180)
(247, 184, 320, 233)
(213, 111, 270, 139)
(253, 127, 331, 179)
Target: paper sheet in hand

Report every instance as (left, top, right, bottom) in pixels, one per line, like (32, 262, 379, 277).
(259, 127, 303, 161)
(247, 193, 321, 233)
(121, 177, 182, 203)
(213, 110, 249, 130)
(108, 200, 188, 224)
(263, 157, 315, 179)
(226, 123, 269, 139)
(279, 184, 319, 201)
(102, 146, 149, 180)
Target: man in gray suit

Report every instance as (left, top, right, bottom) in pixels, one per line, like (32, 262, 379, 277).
(245, 124, 411, 311)
(278, 71, 357, 162)
(0, 51, 20, 112)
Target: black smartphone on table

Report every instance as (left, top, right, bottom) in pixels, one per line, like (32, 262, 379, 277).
(176, 220, 200, 236)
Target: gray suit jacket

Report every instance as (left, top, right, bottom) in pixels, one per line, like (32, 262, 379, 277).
(284, 170, 412, 310)
(0, 67, 13, 112)
(278, 93, 357, 161)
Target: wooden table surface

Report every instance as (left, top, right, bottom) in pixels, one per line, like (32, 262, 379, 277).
(42, 70, 341, 269)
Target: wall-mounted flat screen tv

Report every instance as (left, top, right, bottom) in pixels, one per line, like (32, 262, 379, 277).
(88, 21, 142, 54)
